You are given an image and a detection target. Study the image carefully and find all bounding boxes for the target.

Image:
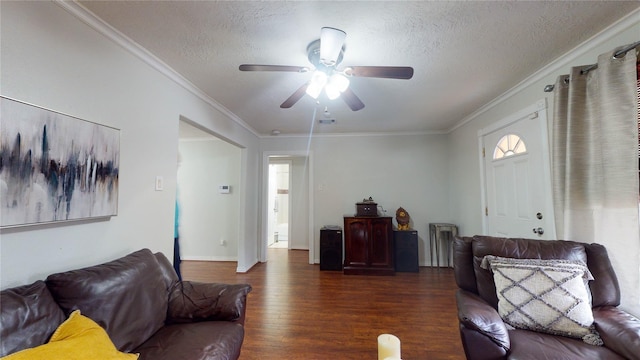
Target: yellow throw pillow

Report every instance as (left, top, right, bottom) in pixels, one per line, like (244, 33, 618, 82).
(1, 310, 138, 360)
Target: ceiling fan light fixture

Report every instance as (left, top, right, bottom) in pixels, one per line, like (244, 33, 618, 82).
(306, 71, 327, 99)
(320, 27, 346, 66)
(325, 85, 341, 100)
(325, 73, 349, 100)
(328, 73, 349, 92)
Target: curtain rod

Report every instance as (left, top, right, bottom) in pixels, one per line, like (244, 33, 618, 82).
(543, 40, 640, 92)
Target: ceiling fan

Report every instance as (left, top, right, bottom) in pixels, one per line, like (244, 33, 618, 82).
(239, 27, 414, 111)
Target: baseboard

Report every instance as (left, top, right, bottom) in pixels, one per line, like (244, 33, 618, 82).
(237, 259, 258, 273)
(182, 255, 237, 262)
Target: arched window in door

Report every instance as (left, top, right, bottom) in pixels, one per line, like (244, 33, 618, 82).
(493, 134, 527, 160)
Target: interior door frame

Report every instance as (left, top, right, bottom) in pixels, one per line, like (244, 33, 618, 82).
(268, 159, 293, 249)
(261, 151, 314, 264)
(477, 98, 556, 238)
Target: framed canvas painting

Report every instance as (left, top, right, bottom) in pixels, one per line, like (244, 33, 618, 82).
(0, 96, 120, 228)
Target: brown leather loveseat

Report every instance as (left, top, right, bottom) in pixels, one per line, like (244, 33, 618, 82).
(454, 235, 640, 360)
(0, 248, 252, 359)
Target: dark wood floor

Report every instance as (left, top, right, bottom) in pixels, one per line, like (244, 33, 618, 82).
(181, 249, 466, 360)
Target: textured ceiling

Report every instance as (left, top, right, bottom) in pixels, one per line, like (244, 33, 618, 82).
(79, 1, 639, 136)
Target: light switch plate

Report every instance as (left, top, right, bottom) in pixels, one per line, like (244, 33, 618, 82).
(155, 176, 164, 191)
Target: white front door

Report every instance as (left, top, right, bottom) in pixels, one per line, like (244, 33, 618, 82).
(480, 101, 555, 239)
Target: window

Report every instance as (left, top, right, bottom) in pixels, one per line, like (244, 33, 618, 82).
(493, 134, 527, 160)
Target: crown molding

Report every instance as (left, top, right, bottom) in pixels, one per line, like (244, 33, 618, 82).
(448, 7, 640, 133)
(55, 1, 260, 138)
(258, 129, 445, 139)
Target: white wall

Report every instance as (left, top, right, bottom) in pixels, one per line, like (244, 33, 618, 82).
(261, 133, 451, 265)
(0, 1, 260, 288)
(178, 138, 241, 261)
(448, 13, 640, 316)
(290, 156, 310, 250)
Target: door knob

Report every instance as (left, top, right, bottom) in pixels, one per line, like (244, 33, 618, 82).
(532, 227, 544, 235)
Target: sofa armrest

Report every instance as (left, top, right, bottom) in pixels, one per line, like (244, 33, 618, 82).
(167, 281, 252, 325)
(456, 289, 510, 353)
(593, 306, 640, 360)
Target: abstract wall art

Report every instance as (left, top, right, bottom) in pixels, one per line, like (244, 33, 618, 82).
(1, 97, 120, 228)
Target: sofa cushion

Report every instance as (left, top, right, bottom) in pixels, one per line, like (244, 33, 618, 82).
(167, 282, 252, 324)
(453, 236, 478, 294)
(583, 243, 620, 307)
(0, 280, 66, 357)
(456, 290, 510, 352)
(482, 256, 601, 345)
(1, 310, 138, 360)
(508, 329, 625, 360)
(471, 236, 588, 309)
(593, 306, 640, 360)
(45, 249, 168, 352)
(154, 252, 180, 292)
(134, 322, 245, 360)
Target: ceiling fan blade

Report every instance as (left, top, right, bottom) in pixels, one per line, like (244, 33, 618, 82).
(346, 66, 414, 79)
(280, 82, 310, 108)
(341, 87, 365, 111)
(320, 27, 346, 66)
(239, 64, 309, 73)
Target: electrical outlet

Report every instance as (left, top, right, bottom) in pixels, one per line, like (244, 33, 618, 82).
(220, 238, 226, 246)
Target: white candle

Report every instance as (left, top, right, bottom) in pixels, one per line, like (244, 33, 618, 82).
(378, 334, 401, 360)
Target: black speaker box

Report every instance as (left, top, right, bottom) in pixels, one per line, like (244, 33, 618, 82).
(394, 230, 419, 272)
(320, 226, 343, 271)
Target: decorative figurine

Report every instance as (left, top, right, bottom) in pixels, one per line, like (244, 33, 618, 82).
(396, 207, 411, 230)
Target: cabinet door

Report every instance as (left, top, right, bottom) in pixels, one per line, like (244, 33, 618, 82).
(369, 218, 393, 267)
(344, 218, 368, 267)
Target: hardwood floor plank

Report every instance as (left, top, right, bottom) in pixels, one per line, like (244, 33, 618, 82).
(182, 249, 466, 360)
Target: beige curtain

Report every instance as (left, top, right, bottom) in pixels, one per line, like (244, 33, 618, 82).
(551, 46, 639, 315)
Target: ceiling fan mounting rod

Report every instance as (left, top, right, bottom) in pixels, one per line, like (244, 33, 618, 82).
(307, 39, 344, 69)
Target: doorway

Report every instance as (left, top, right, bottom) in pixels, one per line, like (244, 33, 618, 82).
(261, 152, 314, 264)
(268, 161, 291, 249)
(177, 119, 241, 262)
(479, 99, 555, 239)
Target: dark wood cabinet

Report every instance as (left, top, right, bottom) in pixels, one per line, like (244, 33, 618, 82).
(343, 216, 394, 275)
(394, 230, 419, 272)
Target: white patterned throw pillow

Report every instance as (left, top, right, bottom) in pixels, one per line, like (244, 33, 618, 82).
(481, 255, 602, 345)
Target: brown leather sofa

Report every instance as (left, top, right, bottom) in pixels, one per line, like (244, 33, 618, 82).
(0, 248, 252, 359)
(454, 235, 640, 360)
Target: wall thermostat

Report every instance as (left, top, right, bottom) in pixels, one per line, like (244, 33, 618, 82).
(218, 185, 231, 194)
